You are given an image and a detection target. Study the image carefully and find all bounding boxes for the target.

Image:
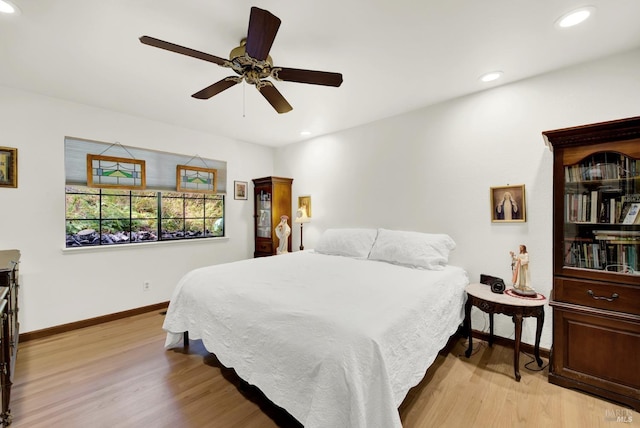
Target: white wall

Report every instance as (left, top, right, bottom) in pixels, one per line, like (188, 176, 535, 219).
(3, 48, 639, 343)
(275, 48, 640, 349)
(0, 85, 274, 332)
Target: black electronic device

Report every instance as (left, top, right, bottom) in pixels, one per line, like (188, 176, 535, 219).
(480, 273, 506, 294)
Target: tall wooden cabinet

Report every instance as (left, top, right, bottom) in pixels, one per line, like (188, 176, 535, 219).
(252, 177, 293, 257)
(543, 117, 640, 411)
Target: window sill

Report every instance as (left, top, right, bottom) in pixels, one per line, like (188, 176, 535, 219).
(61, 236, 229, 254)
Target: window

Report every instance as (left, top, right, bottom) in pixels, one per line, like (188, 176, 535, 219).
(65, 138, 226, 248)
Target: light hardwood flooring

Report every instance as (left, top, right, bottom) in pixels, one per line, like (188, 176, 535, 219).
(11, 310, 637, 428)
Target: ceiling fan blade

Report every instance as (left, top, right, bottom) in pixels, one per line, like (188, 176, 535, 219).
(139, 36, 229, 66)
(258, 82, 292, 114)
(245, 7, 281, 61)
(192, 78, 240, 99)
(274, 67, 343, 87)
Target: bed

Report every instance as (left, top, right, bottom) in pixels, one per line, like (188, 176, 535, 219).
(163, 228, 469, 428)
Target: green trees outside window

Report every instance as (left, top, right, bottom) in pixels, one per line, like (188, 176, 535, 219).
(65, 186, 224, 247)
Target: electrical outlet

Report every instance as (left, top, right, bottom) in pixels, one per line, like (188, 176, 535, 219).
(143, 281, 151, 292)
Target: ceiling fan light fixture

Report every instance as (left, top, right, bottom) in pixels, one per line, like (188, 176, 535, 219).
(0, 0, 20, 14)
(479, 71, 503, 83)
(556, 6, 595, 28)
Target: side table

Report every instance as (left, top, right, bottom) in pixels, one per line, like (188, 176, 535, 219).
(463, 282, 547, 381)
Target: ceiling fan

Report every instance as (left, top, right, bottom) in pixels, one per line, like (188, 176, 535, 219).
(139, 6, 343, 114)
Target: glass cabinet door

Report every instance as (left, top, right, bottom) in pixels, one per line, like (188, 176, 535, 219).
(256, 188, 272, 238)
(563, 151, 640, 275)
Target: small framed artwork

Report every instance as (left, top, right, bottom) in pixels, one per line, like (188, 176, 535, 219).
(87, 154, 146, 189)
(176, 164, 217, 193)
(298, 195, 312, 217)
(0, 147, 17, 188)
(234, 181, 248, 200)
(491, 184, 526, 222)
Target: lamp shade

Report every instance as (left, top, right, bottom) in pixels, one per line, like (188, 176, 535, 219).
(294, 207, 310, 223)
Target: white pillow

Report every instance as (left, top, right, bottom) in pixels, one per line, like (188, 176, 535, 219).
(368, 228, 456, 270)
(314, 228, 378, 258)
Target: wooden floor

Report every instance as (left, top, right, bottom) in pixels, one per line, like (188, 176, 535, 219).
(10, 310, 637, 428)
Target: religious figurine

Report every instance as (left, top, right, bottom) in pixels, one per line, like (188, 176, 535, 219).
(275, 215, 291, 255)
(510, 244, 536, 296)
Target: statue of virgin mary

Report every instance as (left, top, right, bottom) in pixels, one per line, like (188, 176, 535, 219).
(275, 215, 291, 254)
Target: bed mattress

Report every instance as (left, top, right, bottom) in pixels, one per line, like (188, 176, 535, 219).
(163, 250, 468, 428)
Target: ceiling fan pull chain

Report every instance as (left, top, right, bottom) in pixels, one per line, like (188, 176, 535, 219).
(243, 80, 246, 118)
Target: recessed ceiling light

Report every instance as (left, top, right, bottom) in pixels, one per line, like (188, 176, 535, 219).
(479, 71, 503, 83)
(300, 131, 311, 137)
(0, 0, 20, 14)
(556, 6, 595, 28)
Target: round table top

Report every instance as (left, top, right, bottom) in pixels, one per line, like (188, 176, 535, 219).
(465, 282, 547, 307)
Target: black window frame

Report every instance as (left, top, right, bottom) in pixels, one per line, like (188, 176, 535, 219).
(65, 185, 225, 248)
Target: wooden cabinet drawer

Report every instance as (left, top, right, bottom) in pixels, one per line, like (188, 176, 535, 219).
(554, 277, 640, 315)
(256, 241, 272, 254)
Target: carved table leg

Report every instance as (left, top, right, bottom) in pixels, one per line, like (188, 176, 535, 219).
(513, 313, 523, 382)
(534, 308, 544, 366)
(464, 297, 473, 358)
(488, 312, 494, 347)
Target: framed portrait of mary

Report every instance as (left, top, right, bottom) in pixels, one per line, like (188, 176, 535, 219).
(491, 184, 526, 222)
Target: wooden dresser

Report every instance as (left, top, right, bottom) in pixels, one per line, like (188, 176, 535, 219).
(0, 249, 20, 426)
(543, 117, 640, 411)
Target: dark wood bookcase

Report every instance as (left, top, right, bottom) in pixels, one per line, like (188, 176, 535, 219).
(543, 117, 640, 411)
(252, 177, 293, 257)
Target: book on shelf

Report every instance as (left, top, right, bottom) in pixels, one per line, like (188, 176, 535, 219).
(563, 154, 639, 182)
(563, 240, 606, 269)
(623, 193, 640, 203)
(610, 198, 619, 224)
(621, 202, 640, 224)
(563, 189, 637, 224)
(565, 191, 606, 223)
(590, 190, 598, 223)
(604, 245, 638, 273)
(593, 229, 640, 241)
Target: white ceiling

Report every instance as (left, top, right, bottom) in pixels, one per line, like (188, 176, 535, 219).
(2, 1, 640, 147)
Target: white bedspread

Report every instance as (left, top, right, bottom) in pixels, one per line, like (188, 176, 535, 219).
(163, 251, 468, 428)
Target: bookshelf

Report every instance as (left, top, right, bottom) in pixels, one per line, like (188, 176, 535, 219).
(543, 116, 640, 411)
(563, 152, 640, 273)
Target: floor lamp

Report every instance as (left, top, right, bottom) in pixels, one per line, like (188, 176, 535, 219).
(294, 207, 310, 251)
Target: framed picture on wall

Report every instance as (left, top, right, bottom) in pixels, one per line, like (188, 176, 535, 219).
(234, 181, 248, 200)
(491, 184, 526, 222)
(0, 147, 17, 188)
(298, 195, 312, 217)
